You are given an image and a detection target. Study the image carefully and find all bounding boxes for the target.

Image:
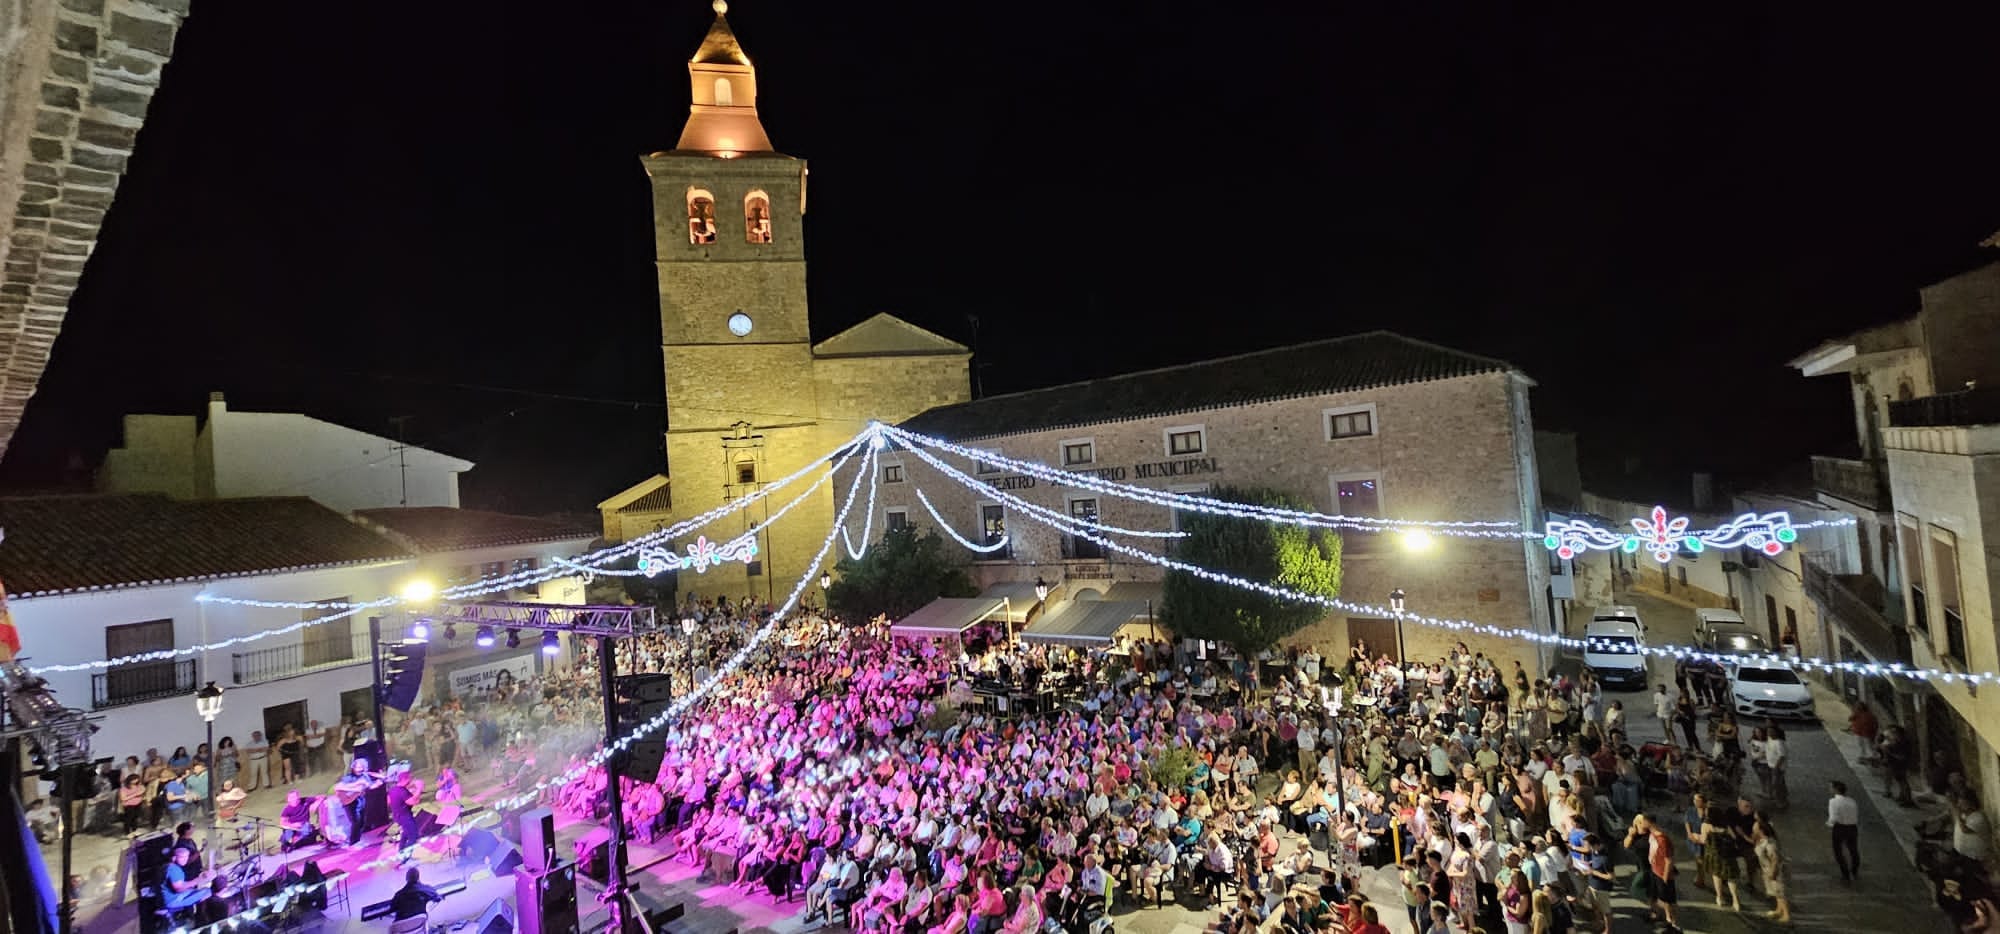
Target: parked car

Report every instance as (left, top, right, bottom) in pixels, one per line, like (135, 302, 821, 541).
(1728, 656, 1816, 719)
(1693, 608, 1759, 645)
(1583, 607, 1648, 690)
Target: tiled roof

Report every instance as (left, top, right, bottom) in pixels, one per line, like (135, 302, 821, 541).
(899, 331, 1521, 441)
(0, 494, 413, 599)
(353, 508, 599, 553)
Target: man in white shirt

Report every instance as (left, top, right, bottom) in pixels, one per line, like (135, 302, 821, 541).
(1296, 720, 1318, 775)
(1953, 792, 1990, 864)
(1765, 731, 1789, 809)
(1826, 780, 1860, 881)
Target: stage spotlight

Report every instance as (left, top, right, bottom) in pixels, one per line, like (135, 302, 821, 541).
(541, 630, 561, 656)
(506, 629, 522, 650)
(475, 625, 496, 648)
(408, 618, 430, 641)
(444, 622, 458, 640)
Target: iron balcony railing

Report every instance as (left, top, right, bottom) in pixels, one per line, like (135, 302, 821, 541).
(229, 629, 373, 687)
(1803, 558, 1909, 666)
(91, 659, 198, 710)
(1810, 456, 1889, 511)
(1889, 386, 2000, 428)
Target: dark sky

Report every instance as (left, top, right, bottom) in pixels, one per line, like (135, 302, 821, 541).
(5, 1, 1999, 513)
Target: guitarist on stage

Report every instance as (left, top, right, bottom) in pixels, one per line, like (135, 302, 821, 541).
(333, 757, 383, 840)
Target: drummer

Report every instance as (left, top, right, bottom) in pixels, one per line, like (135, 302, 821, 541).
(278, 789, 319, 851)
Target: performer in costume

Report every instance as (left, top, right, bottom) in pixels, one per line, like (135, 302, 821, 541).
(330, 757, 382, 847)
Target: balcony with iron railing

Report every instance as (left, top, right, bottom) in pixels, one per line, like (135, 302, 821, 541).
(1810, 455, 1890, 511)
(92, 658, 198, 710)
(229, 629, 373, 687)
(1889, 386, 2000, 428)
(1803, 554, 1909, 665)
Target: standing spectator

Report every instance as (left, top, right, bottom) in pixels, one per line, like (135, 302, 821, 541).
(242, 731, 271, 792)
(1847, 702, 1878, 763)
(1882, 726, 1916, 805)
(1753, 817, 1792, 923)
(1764, 724, 1789, 810)
(214, 737, 239, 788)
(118, 776, 146, 835)
(1827, 780, 1860, 881)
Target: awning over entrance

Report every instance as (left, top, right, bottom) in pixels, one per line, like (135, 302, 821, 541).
(1104, 581, 1163, 606)
(891, 597, 1008, 639)
(1020, 600, 1152, 646)
(978, 581, 1044, 623)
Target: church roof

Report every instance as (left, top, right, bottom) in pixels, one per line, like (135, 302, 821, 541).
(814, 313, 969, 359)
(598, 474, 672, 513)
(898, 331, 1523, 441)
(691, 3, 751, 66)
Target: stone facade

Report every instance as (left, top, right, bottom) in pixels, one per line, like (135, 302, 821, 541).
(0, 0, 187, 455)
(852, 369, 1555, 669)
(601, 6, 971, 603)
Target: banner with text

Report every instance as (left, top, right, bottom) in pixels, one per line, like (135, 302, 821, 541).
(447, 654, 536, 698)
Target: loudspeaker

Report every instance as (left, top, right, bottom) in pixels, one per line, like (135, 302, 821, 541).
(573, 826, 612, 885)
(381, 642, 427, 712)
(515, 864, 579, 934)
(461, 827, 502, 865)
(489, 843, 525, 877)
(611, 674, 672, 782)
(519, 807, 557, 874)
(298, 861, 327, 911)
(474, 897, 515, 934)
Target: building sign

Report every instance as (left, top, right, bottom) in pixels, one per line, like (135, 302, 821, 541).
(984, 475, 1038, 491)
(1132, 457, 1219, 480)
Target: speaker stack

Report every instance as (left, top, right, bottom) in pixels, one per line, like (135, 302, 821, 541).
(512, 808, 578, 934)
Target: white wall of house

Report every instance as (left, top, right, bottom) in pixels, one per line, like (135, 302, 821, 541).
(13, 559, 416, 768)
(100, 396, 473, 512)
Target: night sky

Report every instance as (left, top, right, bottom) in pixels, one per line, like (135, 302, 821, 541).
(5, 1, 1999, 514)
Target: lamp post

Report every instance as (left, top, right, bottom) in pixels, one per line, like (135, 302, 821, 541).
(1388, 589, 1408, 663)
(195, 682, 223, 835)
(1033, 577, 1050, 602)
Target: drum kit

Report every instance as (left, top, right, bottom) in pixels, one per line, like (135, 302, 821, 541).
(219, 815, 272, 890)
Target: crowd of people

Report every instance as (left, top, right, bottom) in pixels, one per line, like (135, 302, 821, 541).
(501, 597, 1847, 934)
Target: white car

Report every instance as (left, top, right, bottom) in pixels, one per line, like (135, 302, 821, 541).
(1729, 657, 1815, 720)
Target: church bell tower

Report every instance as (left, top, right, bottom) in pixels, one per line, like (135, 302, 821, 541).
(645, 0, 822, 600)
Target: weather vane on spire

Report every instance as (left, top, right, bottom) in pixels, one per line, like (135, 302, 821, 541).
(713, 0, 727, 15)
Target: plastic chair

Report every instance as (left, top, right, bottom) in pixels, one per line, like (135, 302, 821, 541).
(388, 913, 427, 934)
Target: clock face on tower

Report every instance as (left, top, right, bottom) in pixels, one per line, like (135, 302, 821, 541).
(727, 312, 754, 337)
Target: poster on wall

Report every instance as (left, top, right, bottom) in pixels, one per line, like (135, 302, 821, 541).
(448, 654, 537, 698)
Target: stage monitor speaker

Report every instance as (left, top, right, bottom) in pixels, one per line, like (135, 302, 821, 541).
(519, 807, 557, 874)
(381, 642, 427, 712)
(475, 897, 516, 934)
(489, 842, 525, 877)
(515, 863, 578, 934)
(298, 860, 328, 910)
(461, 827, 502, 865)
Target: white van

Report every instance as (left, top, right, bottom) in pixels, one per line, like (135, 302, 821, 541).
(1583, 606, 1648, 690)
(1694, 608, 1758, 645)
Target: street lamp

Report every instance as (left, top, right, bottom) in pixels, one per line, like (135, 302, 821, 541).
(1399, 530, 1435, 553)
(1387, 589, 1408, 663)
(194, 682, 223, 829)
(1034, 576, 1050, 602)
(820, 572, 832, 592)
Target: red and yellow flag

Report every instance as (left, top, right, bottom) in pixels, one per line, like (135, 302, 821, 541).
(0, 580, 19, 661)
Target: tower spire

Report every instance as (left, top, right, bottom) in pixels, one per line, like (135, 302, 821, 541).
(677, 0, 773, 154)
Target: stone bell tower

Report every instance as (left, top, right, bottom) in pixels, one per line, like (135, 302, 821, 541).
(645, 0, 821, 601)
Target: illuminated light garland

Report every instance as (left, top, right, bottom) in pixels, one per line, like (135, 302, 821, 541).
(442, 435, 870, 597)
(884, 425, 1527, 538)
(912, 486, 1011, 554)
(363, 426, 878, 871)
(910, 442, 1999, 689)
(840, 445, 881, 560)
(554, 460, 843, 580)
(36, 431, 876, 675)
(1543, 506, 1819, 563)
(637, 534, 759, 576)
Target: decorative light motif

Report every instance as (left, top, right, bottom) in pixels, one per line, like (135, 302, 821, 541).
(637, 534, 760, 576)
(1544, 507, 1803, 563)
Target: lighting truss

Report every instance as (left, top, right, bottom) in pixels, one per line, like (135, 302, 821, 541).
(0, 660, 97, 766)
(430, 601, 663, 638)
